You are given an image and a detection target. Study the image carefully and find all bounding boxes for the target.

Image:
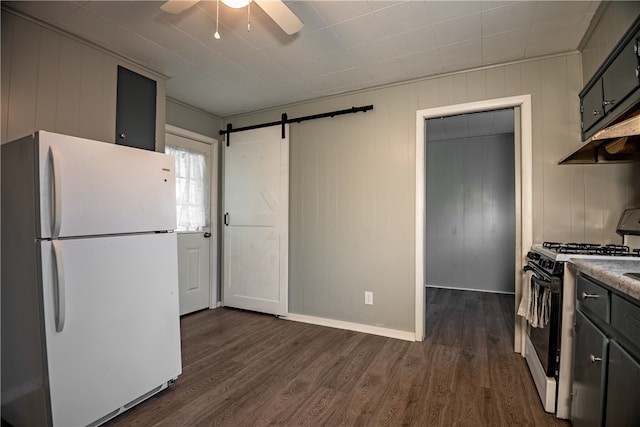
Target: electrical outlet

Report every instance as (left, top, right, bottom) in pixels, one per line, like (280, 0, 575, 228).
(364, 291, 373, 305)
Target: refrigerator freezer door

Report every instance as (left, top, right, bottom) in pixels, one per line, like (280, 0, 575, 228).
(40, 233, 181, 427)
(36, 131, 176, 238)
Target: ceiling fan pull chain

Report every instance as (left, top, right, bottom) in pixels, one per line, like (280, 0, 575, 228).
(214, 0, 221, 39)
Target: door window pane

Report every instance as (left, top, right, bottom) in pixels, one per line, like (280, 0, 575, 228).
(165, 145, 209, 231)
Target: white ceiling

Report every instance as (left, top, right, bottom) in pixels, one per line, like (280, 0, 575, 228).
(4, 1, 601, 117)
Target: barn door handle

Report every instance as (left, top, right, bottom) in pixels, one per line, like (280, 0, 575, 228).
(224, 213, 229, 226)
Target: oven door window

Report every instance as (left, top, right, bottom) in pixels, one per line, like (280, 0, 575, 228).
(527, 274, 562, 378)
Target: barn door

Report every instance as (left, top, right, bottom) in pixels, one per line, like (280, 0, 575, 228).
(223, 125, 289, 316)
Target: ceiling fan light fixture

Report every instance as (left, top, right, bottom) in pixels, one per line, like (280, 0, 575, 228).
(221, 0, 251, 9)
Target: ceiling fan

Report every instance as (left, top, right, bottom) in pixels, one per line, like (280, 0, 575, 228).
(160, 0, 304, 36)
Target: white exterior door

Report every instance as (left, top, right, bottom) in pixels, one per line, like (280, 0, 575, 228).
(223, 125, 289, 316)
(176, 232, 211, 315)
(165, 131, 218, 315)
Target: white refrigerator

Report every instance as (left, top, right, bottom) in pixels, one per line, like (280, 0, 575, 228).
(1, 131, 182, 426)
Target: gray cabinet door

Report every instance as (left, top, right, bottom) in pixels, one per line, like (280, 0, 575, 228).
(605, 341, 640, 426)
(581, 79, 604, 134)
(602, 37, 639, 115)
(115, 66, 156, 151)
(572, 310, 608, 427)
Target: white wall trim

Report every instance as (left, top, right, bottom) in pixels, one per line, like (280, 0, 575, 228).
(283, 313, 416, 342)
(415, 95, 533, 348)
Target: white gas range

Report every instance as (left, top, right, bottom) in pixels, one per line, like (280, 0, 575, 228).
(523, 209, 640, 419)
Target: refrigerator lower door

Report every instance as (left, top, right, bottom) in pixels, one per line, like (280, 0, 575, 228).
(39, 233, 181, 427)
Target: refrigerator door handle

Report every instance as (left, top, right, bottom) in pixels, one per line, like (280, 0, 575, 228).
(50, 146, 62, 238)
(52, 240, 66, 332)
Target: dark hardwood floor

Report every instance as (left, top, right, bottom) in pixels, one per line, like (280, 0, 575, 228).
(106, 288, 569, 426)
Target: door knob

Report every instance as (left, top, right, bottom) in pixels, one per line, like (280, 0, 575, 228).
(203, 232, 212, 238)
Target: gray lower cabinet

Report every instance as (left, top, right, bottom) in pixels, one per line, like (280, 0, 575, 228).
(605, 341, 640, 426)
(572, 310, 608, 427)
(572, 273, 640, 427)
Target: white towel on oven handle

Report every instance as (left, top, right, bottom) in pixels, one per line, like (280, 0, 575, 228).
(518, 270, 551, 328)
(517, 270, 534, 321)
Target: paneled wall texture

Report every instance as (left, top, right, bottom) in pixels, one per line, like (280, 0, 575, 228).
(3, 4, 639, 334)
(226, 50, 639, 333)
(1, 11, 166, 148)
(425, 133, 516, 294)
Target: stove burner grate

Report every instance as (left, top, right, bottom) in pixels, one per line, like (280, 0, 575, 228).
(542, 241, 640, 257)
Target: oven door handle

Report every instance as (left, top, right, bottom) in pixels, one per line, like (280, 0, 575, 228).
(530, 274, 561, 294)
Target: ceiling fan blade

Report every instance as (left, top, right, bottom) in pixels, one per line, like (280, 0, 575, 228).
(254, 0, 303, 35)
(160, 0, 200, 15)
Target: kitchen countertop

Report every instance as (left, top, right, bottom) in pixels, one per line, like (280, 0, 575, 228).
(569, 258, 640, 301)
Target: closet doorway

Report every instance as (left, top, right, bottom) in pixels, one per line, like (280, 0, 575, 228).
(424, 109, 515, 294)
(415, 95, 533, 353)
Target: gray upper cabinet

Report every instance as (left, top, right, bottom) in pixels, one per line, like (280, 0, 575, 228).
(581, 79, 604, 135)
(115, 66, 157, 151)
(580, 17, 640, 140)
(602, 37, 639, 114)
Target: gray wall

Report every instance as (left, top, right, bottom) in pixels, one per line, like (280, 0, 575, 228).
(1, 11, 222, 151)
(166, 98, 222, 139)
(1, 10, 167, 150)
(225, 51, 639, 333)
(425, 133, 515, 294)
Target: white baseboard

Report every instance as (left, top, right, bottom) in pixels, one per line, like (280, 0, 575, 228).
(282, 313, 416, 341)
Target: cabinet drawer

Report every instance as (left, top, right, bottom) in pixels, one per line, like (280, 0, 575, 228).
(577, 275, 610, 323)
(611, 294, 640, 350)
